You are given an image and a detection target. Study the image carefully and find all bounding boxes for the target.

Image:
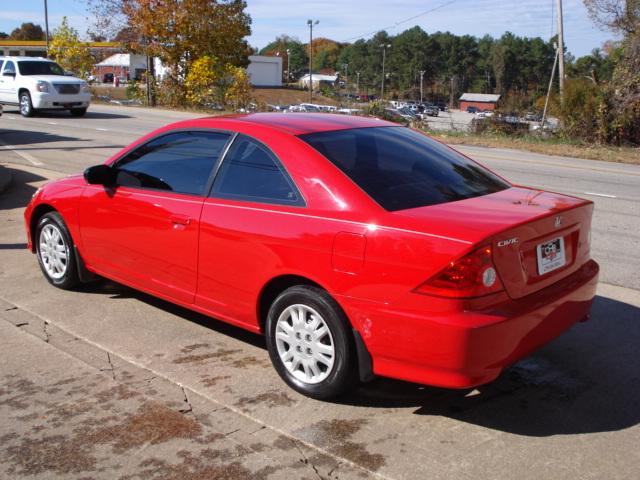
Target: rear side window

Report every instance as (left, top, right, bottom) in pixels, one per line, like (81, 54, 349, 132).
(115, 130, 230, 196)
(211, 134, 303, 206)
(300, 126, 509, 211)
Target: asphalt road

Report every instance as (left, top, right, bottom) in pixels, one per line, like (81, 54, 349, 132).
(1, 104, 640, 479)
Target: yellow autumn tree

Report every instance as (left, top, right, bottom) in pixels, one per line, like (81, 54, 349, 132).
(185, 56, 253, 110)
(224, 65, 253, 109)
(185, 56, 222, 106)
(48, 17, 94, 79)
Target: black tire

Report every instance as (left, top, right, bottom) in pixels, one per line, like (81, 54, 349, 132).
(19, 91, 35, 117)
(35, 212, 79, 290)
(266, 285, 357, 399)
(70, 107, 87, 117)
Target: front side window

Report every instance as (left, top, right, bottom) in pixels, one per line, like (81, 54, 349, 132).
(212, 134, 303, 206)
(17, 61, 65, 76)
(115, 130, 230, 196)
(300, 126, 509, 211)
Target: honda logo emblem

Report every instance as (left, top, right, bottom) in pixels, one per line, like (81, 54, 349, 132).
(554, 216, 563, 228)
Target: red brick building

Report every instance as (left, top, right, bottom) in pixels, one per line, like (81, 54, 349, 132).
(459, 93, 501, 111)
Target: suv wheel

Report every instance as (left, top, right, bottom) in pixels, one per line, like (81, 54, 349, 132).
(265, 285, 357, 399)
(19, 91, 35, 117)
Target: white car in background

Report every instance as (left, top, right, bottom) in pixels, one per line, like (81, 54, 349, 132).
(0, 56, 91, 117)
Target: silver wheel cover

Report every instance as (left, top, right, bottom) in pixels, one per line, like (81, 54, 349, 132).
(20, 95, 30, 115)
(275, 304, 335, 384)
(39, 224, 68, 280)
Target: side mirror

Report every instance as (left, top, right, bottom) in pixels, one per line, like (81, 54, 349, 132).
(84, 164, 117, 186)
(2, 71, 16, 77)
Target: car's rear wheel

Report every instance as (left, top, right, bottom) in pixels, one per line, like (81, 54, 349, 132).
(35, 212, 79, 289)
(70, 107, 87, 117)
(266, 285, 356, 399)
(19, 91, 35, 117)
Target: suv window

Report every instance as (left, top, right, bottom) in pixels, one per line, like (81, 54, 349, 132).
(300, 126, 509, 211)
(18, 60, 65, 76)
(212, 134, 303, 206)
(115, 130, 230, 196)
(2, 61, 16, 75)
(0, 60, 4, 71)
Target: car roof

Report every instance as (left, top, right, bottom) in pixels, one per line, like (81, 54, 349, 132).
(191, 113, 397, 136)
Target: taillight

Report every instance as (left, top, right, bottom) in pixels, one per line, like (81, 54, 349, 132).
(414, 245, 504, 298)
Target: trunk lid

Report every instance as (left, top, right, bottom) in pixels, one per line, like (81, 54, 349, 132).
(392, 187, 594, 299)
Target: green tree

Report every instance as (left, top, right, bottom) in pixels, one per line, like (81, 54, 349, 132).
(48, 17, 95, 79)
(259, 35, 308, 81)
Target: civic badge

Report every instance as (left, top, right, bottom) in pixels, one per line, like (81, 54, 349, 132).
(554, 216, 563, 228)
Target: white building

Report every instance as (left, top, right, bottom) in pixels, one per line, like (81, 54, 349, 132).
(298, 74, 338, 89)
(246, 55, 282, 87)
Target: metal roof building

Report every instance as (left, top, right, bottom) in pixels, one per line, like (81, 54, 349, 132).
(459, 93, 501, 111)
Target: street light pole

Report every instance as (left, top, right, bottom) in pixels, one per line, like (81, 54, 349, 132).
(419, 70, 425, 104)
(380, 44, 391, 101)
(307, 19, 319, 102)
(44, 0, 49, 57)
(286, 48, 290, 85)
(356, 71, 360, 98)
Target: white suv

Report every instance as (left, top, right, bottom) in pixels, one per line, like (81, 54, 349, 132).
(0, 56, 91, 117)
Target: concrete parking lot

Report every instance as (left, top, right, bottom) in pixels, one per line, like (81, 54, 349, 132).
(1, 104, 639, 479)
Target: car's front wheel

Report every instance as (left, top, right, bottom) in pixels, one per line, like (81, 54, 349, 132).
(266, 285, 357, 399)
(35, 212, 79, 289)
(19, 91, 35, 117)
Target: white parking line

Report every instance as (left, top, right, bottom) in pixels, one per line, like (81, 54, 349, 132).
(96, 128, 109, 131)
(583, 192, 618, 199)
(0, 139, 45, 166)
(47, 122, 58, 125)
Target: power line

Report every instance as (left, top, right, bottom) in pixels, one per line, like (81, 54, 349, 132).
(342, 0, 459, 42)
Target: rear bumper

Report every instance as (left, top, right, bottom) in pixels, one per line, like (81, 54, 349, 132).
(341, 259, 599, 388)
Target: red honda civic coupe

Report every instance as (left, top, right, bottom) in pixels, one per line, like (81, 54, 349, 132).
(24, 113, 599, 399)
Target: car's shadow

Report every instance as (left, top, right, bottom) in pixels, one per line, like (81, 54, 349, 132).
(0, 129, 81, 145)
(2, 108, 132, 120)
(78, 279, 640, 437)
(0, 165, 47, 211)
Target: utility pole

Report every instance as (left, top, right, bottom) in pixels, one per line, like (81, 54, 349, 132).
(380, 44, 391, 100)
(356, 71, 360, 98)
(307, 19, 319, 102)
(44, 0, 49, 57)
(556, 0, 565, 102)
(419, 70, 425, 104)
(541, 46, 559, 129)
(342, 63, 348, 99)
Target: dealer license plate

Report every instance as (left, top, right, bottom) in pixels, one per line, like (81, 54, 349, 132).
(536, 237, 566, 275)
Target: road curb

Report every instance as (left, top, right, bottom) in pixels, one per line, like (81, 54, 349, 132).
(0, 164, 12, 194)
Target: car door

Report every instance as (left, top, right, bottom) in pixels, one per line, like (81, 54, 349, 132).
(79, 129, 232, 304)
(0, 60, 17, 103)
(196, 134, 305, 328)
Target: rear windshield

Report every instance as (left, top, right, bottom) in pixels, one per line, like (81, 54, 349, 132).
(18, 61, 65, 76)
(299, 126, 509, 211)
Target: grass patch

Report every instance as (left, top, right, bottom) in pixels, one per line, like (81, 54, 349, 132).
(428, 130, 639, 165)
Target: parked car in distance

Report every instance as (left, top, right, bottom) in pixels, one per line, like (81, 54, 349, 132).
(476, 110, 494, 118)
(525, 112, 542, 121)
(422, 105, 439, 117)
(0, 56, 91, 117)
(25, 113, 599, 399)
(466, 106, 478, 114)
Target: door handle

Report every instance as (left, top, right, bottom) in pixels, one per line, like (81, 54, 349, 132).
(170, 214, 191, 226)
